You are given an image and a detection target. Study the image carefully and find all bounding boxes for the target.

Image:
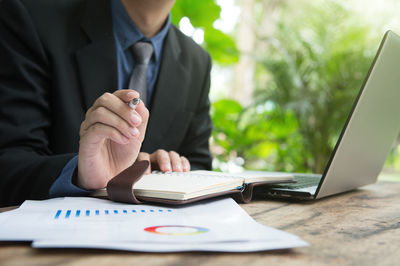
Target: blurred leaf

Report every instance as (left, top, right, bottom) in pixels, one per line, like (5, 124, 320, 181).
(171, 0, 220, 28)
(204, 28, 239, 65)
(171, 0, 238, 65)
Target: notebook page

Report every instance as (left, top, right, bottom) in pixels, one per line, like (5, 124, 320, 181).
(134, 171, 244, 200)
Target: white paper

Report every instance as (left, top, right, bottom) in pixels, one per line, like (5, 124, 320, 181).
(33, 238, 308, 253)
(0, 197, 308, 252)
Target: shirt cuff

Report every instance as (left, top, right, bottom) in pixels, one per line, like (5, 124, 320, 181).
(49, 155, 93, 197)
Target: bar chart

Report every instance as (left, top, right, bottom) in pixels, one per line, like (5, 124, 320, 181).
(54, 208, 173, 219)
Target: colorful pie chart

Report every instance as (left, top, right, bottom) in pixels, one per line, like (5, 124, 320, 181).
(144, 225, 209, 236)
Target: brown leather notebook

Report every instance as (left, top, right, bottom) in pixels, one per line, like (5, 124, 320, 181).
(98, 161, 294, 205)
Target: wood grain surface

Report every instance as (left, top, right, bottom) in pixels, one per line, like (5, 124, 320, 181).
(0, 181, 399, 266)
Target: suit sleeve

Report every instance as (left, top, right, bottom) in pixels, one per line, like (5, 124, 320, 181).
(0, 0, 76, 206)
(179, 53, 213, 170)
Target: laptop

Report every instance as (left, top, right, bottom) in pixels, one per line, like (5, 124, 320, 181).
(259, 30, 400, 200)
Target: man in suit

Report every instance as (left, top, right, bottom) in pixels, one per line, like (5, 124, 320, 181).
(0, 0, 213, 206)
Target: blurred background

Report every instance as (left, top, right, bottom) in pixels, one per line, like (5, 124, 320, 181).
(171, 0, 400, 180)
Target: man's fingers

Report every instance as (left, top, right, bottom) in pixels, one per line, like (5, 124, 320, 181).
(147, 150, 191, 173)
(80, 89, 148, 144)
(113, 89, 140, 103)
(181, 156, 191, 172)
(138, 152, 151, 161)
(80, 106, 140, 139)
(92, 92, 142, 128)
(169, 151, 183, 172)
(112, 89, 148, 121)
(77, 90, 149, 192)
(113, 89, 149, 143)
(151, 149, 171, 172)
(81, 123, 131, 145)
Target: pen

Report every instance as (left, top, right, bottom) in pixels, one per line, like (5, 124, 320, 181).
(128, 98, 141, 110)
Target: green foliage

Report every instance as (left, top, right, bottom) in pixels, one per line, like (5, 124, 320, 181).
(171, 0, 239, 65)
(253, 0, 377, 172)
(171, 0, 220, 27)
(211, 0, 383, 173)
(211, 99, 305, 172)
(203, 28, 239, 65)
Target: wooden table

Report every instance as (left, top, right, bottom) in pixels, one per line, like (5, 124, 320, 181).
(0, 181, 399, 266)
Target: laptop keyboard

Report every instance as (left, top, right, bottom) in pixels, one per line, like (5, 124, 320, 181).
(271, 173, 322, 189)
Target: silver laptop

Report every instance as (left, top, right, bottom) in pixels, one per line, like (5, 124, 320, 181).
(261, 30, 400, 200)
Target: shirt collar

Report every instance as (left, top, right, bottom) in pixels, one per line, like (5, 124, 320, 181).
(111, 0, 171, 62)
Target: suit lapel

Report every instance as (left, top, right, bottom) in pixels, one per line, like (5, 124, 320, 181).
(143, 27, 189, 149)
(75, 0, 118, 110)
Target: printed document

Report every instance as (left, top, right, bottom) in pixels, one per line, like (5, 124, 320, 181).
(0, 197, 308, 252)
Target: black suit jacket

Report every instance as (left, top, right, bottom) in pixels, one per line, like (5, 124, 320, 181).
(0, 0, 213, 206)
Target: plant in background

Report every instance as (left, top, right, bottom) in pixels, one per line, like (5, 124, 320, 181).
(172, 0, 397, 175)
(171, 0, 239, 65)
(211, 99, 304, 172)
(253, 0, 377, 173)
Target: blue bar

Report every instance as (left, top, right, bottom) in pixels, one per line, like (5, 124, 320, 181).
(132, 210, 136, 213)
(105, 210, 109, 215)
(141, 210, 145, 213)
(95, 210, 100, 215)
(168, 210, 172, 212)
(86, 210, 90, 216)
(55, 210, 62, 219)
(65, 210, 71, 219)
(76, 210, 81, 217)
(150, 209, 154, 212)
(114, 210, 118, 214)
(123, 210, 127, 214)
(159, 209, 163, 212)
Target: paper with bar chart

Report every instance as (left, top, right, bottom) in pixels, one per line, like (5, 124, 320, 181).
(0, 197, 308, 252)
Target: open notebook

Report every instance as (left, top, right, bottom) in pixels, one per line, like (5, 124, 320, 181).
(93, 161, 293, 205)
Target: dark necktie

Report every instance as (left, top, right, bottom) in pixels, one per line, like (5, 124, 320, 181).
(129, 41, 154, 105)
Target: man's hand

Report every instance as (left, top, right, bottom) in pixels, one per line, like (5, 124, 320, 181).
(77, 90, 149, 190)
(138, 150, 191, 174)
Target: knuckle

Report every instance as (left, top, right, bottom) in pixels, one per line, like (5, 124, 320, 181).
(85, 123, 99, 135)
(95, 98, 103, 107)
(97, 93, 112, 105)
(85, 107, 93, 118)
(116, 119, 126, 130)
(169, 151, 179, 158)
(92, 107, 106, 121)
(156, 149, 165, 155)
(91, 123, 102, 132)
(160, 154, 170, 161)
(79, 121, 86, 134)
(111, 129, 121, 140)
(103, 92, 113, 99)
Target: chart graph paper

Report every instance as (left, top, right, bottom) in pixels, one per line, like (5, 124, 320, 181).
(54, 208, 173, 219)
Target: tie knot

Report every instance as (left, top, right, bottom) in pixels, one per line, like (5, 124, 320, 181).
(131, 42, 154, 65)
